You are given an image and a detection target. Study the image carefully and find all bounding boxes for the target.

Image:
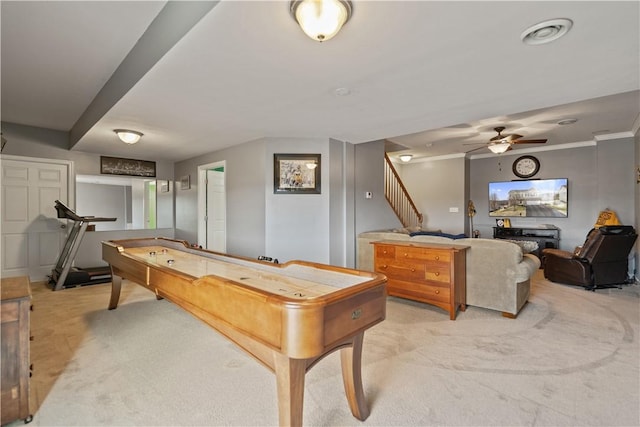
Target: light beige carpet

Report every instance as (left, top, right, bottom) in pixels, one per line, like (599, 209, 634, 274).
(13, 270, 640, 426)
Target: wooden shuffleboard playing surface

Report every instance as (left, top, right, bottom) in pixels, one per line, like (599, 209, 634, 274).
(123, 245, 367, 300)
(102, 237, 387, 427)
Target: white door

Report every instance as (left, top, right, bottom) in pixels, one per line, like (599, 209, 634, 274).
(1, 156, 70, 281)
(206, 168, 226, 252)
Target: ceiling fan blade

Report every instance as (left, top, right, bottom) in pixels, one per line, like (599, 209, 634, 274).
(465, 145, 488, 153)
(503, 134, 523, 142)
(512, 139, 547, 144)
(462, 142, 488, 146)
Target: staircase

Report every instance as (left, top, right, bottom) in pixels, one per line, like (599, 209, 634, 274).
(384, 153, 423, 228)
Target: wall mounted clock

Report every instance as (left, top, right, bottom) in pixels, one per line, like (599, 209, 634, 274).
(512, 155, 540, 178)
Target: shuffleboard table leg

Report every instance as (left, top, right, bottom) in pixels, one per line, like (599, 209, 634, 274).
(274, 353, 306, 427)
(340, 332, 370, 421)
(108, 273, 122, 310)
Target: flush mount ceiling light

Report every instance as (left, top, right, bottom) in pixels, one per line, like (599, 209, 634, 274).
(114, 129, 143, 144)
(557, 118, 578, 125)
(399, 154, 413, 162)
(521, 18, 573, 45)
(487, 142, 511, 154)
(290, 0, 352, 42)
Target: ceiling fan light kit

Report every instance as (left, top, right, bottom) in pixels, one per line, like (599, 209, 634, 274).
(521, 18, 573, 45)
(487, 142, 511, 154)
(290, 0, 352, 42)
(465, 126, 548, 154)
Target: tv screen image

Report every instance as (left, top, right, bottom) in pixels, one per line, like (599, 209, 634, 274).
(489, 178, 568, 218)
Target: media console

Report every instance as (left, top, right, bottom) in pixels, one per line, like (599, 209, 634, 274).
(493, 225, 560, 259)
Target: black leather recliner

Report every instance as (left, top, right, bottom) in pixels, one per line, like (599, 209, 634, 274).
(542, 226, 637, 290)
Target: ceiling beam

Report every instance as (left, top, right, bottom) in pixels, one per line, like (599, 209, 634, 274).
(69, 1, 219, 149)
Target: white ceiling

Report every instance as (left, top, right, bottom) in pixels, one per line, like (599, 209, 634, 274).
(2, 1, 639, 162)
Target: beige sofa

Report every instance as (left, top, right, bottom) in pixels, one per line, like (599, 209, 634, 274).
(357, 230, 540, 318)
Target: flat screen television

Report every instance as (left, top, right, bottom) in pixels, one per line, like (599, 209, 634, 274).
(489, 178, 568, 218)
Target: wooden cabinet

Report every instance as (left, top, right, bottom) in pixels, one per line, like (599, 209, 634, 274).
(1, 276, 32, 425)
(373, 241, 468, 320)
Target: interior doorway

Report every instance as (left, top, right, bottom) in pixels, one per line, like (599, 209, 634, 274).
(1, 155, 73, 281)
(197, 161, 226, 252)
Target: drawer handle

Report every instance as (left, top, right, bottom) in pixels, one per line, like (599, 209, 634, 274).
(435, 272, 440, 276)
(403, 253, 408, 257)
(411, 268, 415, 272)
(435, 290, 440, 294)
(434, 256, 440, 260)
(380, 264, 388, 269)
(383, 250, 387, 254)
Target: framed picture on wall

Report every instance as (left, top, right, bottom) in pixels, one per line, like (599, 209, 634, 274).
(180, 175, 190, 190)
(100, 156, 156, 177)
(273, 153, 321, 194)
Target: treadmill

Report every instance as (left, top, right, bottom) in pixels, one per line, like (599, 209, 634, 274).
(49, 200, 117, 291)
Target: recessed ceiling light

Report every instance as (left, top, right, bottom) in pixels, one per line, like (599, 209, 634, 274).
(557, 118, 578, 125)
(334, 87, 351, 96)
(521, 18, 573, 45)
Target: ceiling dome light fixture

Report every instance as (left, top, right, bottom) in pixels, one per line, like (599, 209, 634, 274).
(114, 129, 143, 144)
(290, 0, 352, 42)
(399, 154, 413, 162)
(487, 142, 511, 154)
(557, 118, 578, 125)
(521, 18, 573, 45)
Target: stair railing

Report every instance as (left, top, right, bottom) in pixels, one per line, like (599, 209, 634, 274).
(384, 153, 423, 228)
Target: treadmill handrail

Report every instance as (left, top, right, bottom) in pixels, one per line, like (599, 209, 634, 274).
(54, 200, 117, 222)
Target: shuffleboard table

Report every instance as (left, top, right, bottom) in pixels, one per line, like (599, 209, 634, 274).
(102, 237, 387, 426)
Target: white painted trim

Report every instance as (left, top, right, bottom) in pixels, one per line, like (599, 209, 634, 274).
(408, 153, 467, 163)
(196, 160, 226, 248)
(632, 112, 640, 136)
(594, 131, 635, 141)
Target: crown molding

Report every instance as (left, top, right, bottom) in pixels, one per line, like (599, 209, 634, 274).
(594, 131, 635, 141)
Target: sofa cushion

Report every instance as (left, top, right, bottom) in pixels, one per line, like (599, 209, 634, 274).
(409, 231, 467, 239)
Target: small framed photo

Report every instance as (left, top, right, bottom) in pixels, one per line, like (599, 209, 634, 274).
(159, 180, 170, 193)
(180, 175, 190, 190)
(274, 153, 321, 194)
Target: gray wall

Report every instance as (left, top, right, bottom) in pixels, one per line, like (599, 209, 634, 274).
(1, 122, 174, 178)
(174, 138, 267, 256)
(400, 155, 467, 233)
(470, 139, 634, 251)
(354, 141, 402, 235)
(362, 137, 635, 257)
(1, 122, 175, 267)
(76, 183, 128, 230)
(3, 121, 637, 276)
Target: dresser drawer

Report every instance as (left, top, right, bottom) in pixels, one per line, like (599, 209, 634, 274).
(387, 279, 451, 304)
(396, 246, 451, 263)
(424, 262, 450, 283)
(372, 240, 468, 320)
(375, 260, 425, 281)
(375, 244, 396, 260)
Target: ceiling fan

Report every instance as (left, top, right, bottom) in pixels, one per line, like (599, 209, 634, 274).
(465, 127, 547, 154)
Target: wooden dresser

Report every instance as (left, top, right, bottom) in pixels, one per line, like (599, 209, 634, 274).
(372, 241, 468, 320)
(1, 276, 32, 425)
